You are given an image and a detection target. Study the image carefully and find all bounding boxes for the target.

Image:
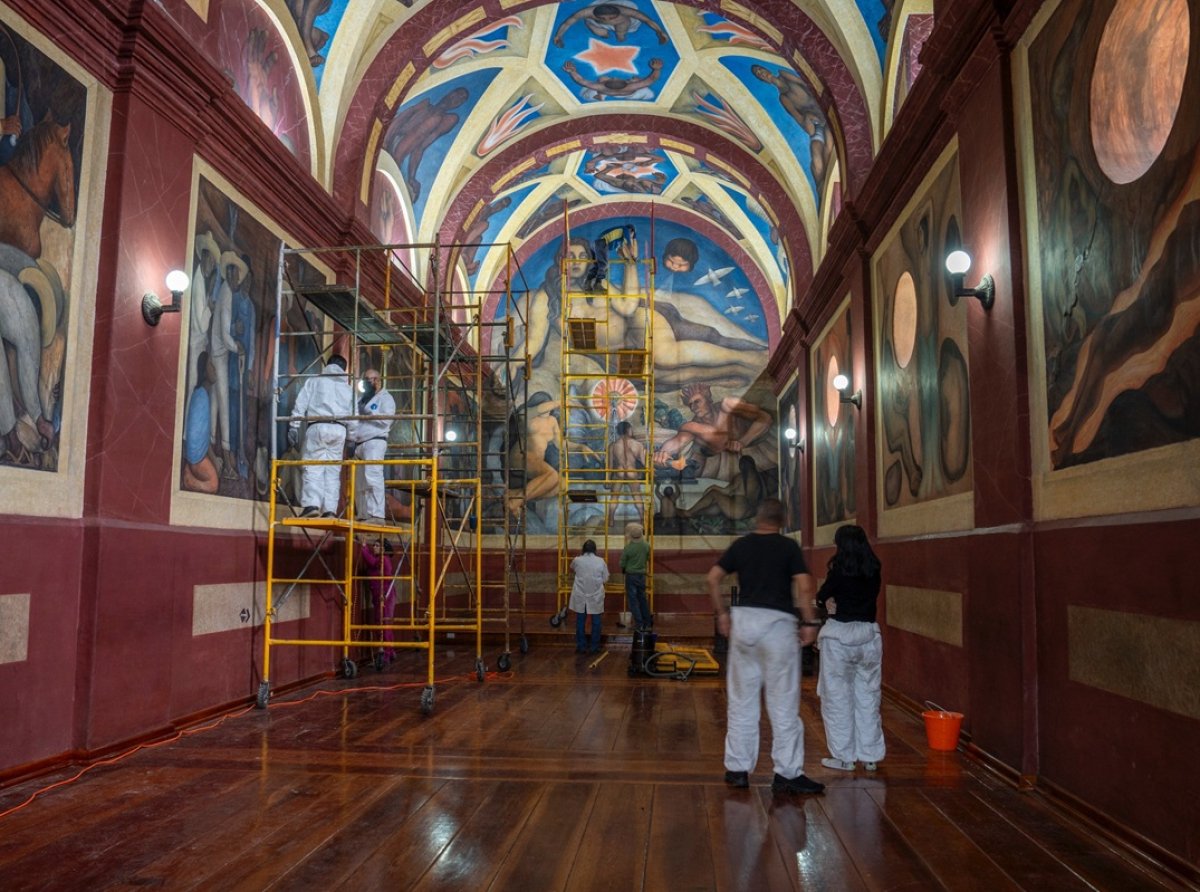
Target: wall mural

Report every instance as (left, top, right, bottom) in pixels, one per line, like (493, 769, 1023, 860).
(0, 20, 87, 473)
(873, 148, 972, 511)
(487, 216, 776, 536)
(777, 374, 802, 533)
(811, 301, 855, 529)
(1026, 0, 1200, 471)
(179, 174, 326, 501)
(217, 0, 310, 166)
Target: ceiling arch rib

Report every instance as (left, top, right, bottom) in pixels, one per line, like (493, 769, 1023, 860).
(476, 198, 784, 349)
(330, 0, 876, 216)
(435, 115, 814, 297)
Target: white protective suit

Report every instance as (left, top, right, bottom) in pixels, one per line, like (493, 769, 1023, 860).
(350, 386, 395, 519)
(290, 361, 353, 513)
(725, 606, 804, 778)
(816, 620, 885, 764)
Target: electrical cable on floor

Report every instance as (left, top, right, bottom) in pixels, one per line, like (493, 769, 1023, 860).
(0, 665, 504, 820)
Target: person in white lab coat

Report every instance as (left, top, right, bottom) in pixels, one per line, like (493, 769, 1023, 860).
(569, 539, 609, 654)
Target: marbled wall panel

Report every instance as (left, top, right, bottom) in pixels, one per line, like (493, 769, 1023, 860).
(91, 94, 195, 522)
(0, 520, 83, 769)
(1035, 517, 1200, 866)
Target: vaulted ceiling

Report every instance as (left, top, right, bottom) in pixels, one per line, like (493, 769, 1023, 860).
(217, 0, 935, 325)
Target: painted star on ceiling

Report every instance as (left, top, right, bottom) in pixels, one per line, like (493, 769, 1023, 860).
(575, 38, 640, 75)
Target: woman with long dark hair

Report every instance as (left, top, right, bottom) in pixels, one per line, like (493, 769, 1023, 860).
(816, 524, 885, 771)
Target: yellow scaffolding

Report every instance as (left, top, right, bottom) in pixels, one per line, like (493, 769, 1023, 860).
(553, 220, 655, 626)
(257, 241, 527, 714)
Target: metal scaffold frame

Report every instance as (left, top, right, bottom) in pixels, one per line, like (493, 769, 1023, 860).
(552, 214, 656, 626)
(257, 239, 529, 714)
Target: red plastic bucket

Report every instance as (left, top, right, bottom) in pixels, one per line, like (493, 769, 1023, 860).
(922, 707, 963, 752)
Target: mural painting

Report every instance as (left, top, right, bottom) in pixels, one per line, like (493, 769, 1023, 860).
(216, 0, 310, 166)
(548, 0, 678, 104)
(0, 19, 88, 473)
(284, 0, 349, 87)
(811, 301, 855, 530)
(580, 144, 675, 195)
(778, 373, 802, 533)
(179, 174, 327, 502)
(721, 56, 833, 203)
(382, 69, 499, 223)
(488, 216, 776, 536)
(873, 147, 972, 513)
(1025, 0, 1200, 472)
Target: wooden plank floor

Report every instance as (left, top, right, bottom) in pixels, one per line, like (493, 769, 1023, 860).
(0, 640, 1184, 891)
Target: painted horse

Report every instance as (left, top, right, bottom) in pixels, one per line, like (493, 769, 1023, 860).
(0, 113, 76, 259)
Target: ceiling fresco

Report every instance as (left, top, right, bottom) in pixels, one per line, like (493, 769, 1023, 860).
(216, 0, 935, 341)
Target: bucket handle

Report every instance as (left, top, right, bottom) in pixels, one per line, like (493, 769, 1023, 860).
(924, 700, 950, 713)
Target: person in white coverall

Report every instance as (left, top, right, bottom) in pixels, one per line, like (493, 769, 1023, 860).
(816, 524, 885, 772)
(350, 368, 395, 522)
(289, 354, 353, 517)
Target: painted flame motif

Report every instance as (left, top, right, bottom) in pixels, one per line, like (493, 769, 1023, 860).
(433, 15, 525, 69)
(591, 378, 639, 421)
(697, 20, 772, 50)
(477, 93, 544, 156)
(692, 90, 763, 152)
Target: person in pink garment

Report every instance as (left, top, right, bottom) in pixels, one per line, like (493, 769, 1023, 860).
(360, 540, 396, 662)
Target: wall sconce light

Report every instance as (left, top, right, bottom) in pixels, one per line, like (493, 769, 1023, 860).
(784, 426, 805, 453)
(832, 373, 862, 409)
(945, 249, 994, 310)
(142, 269, 190, 326)
(444, 428, 458, 443)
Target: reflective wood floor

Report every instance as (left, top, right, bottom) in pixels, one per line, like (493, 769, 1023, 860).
(0, 636, 1183, 891)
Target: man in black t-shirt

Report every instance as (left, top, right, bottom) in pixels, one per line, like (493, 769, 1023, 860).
(707, 498, 825, 795)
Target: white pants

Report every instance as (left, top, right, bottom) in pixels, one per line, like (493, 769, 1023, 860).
(817, 621, 885, 763)
(301, 423, 346, 513)
(724, 607, 804, 778)
(354, 437, 387, 518)
(210, 353, 230, 451)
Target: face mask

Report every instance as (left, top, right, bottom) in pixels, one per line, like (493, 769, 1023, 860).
(360, 380, 376, 398)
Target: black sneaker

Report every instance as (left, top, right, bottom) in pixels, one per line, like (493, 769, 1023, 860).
(724, 770, 749, 789)
(771, 773, 825, 795)
(298, 506, 320, 518)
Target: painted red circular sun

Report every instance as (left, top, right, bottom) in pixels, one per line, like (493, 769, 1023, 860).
(591, 378, 639, 420)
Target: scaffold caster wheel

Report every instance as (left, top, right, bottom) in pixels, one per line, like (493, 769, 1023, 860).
(497, 653, 512, 671)
(549, 613, 561, 628)
(519, 636, 529, 654)
(342, 658, 358, 679)
(256, 682, 270, 709)
(475, 659, 486, 682)
(374, 651, 385, 672)
(420, 686, 435, 715)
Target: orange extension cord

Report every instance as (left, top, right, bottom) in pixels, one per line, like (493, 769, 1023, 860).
(0, 668, 515, 821)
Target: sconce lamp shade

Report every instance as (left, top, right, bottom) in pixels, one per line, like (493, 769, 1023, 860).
(165, 269, 190, 294)
(945, 250, 972, 276)
(784, 427, 797, 441)
(831, 372, 862, 409)
(946, 247, 995, 311)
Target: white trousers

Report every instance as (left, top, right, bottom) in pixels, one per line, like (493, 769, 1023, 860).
(301, 423, 346, 513)
(354, 437, 387, 518)
(817, 621, 885, 763)
(724, 607, 804, 778)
